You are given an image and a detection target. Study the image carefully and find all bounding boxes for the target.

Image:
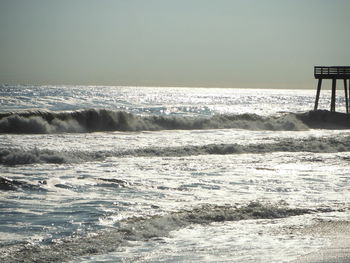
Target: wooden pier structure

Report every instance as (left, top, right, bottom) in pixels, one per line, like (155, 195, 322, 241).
(314, 66, 350, 113)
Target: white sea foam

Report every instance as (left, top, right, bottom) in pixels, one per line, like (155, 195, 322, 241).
(0, 202, 329, 263)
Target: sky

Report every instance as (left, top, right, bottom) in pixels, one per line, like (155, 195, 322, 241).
(0, 0, 349, 88)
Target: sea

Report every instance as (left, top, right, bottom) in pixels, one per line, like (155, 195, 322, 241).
(0, 85, 349, 263)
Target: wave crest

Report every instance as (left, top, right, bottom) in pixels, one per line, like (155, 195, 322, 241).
(0, 109, 312, 134)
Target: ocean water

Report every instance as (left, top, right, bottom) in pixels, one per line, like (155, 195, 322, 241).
(0, 85, 349, 263)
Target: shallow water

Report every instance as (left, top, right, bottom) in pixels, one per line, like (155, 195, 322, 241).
(0, 85, 349, 262)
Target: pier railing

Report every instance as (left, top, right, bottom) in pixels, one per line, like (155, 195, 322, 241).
(314, 66, 350, 79)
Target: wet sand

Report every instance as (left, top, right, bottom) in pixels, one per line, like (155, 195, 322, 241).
(295, 221, 350, 263)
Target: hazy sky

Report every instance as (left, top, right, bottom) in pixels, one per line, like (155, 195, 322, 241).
(0, 0, 349, 88)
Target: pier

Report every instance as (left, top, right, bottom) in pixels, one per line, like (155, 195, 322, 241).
(314, 66, 350, 113)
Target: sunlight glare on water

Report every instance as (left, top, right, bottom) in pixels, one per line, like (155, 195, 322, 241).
(0, 85, 349, 263)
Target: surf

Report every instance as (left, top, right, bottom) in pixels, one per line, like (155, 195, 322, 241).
(2, 134, 350, 165)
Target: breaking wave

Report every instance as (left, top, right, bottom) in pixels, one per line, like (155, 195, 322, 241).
(2, 135, 350, 165)
(1, 109, 349, 134)
(0, 201, 334, 263)
(0, 109, 318, 134)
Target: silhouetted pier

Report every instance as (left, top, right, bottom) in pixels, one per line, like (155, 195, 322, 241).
(314, 66, 350, 113)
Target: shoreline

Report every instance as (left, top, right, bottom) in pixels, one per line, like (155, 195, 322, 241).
(295, 221, 350, 263)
